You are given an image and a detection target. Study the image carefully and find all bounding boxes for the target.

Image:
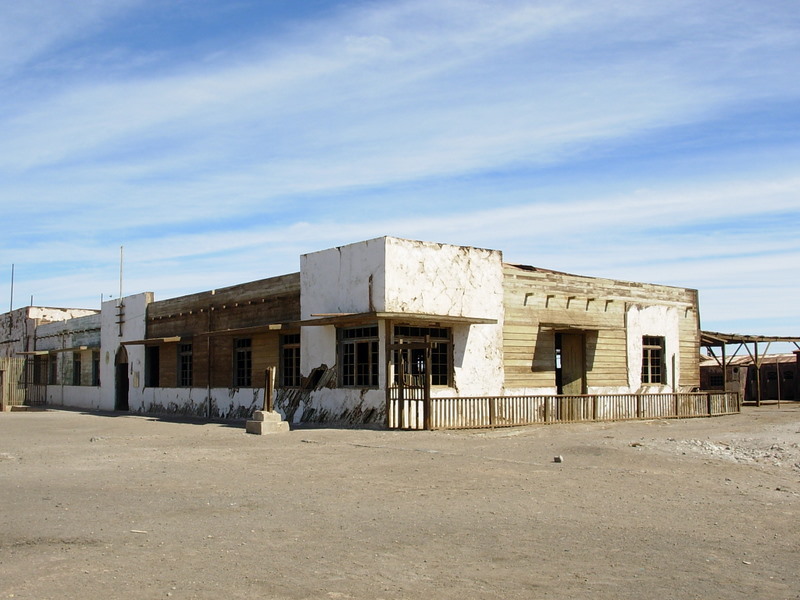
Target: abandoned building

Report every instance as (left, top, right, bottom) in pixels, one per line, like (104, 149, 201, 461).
(699, 330, 800, 404)
(1, 236, 742, 427)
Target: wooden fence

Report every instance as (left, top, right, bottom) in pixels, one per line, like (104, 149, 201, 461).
(388, 392, 740, 430)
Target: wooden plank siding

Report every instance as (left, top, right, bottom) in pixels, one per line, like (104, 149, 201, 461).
(502, 264, 700, 390)
(145, 273, 300, 389)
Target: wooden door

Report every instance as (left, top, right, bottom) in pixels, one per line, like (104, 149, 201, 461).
(560, 333, 585, 396)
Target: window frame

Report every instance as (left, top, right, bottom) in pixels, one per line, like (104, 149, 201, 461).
(338, 325, 379, 388)
(72, 352, 82, 386)
(641, 336, 665, 385)
(91, 351, 101, 387)
(233, 338, 253, 387)
(178, 342, 193, 388)
(392, 325, 452, 387)
(280, 333, 301, 388)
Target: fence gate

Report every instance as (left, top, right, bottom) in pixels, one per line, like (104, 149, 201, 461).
(387, 339, 433, 430)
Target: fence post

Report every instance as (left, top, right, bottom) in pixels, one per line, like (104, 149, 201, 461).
(707, 393, 713, 416)
(489, 396, 496, 428)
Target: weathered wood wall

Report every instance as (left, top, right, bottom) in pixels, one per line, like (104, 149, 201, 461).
(502, 264, 700, 390)
(146, 273, 300, 389)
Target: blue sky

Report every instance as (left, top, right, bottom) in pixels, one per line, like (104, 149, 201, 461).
(1, 0, 799, 347)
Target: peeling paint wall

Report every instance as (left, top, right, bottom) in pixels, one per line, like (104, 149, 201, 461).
(1, 307, 97, 358)
(297, 237, 505, 423)
(100, 293, 152, 412)
(137, 386, 265, 420)
(385, 238, 505, 397)
(626, 304, 681, 391)
(301, 237, 387, 316)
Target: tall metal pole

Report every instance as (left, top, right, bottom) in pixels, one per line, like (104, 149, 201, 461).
(119, 246, 124, 301)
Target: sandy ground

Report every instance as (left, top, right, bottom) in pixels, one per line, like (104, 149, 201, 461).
(1, 405, 798, 600)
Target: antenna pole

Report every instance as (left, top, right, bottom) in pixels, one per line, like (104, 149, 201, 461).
(119, 246, 124, 302)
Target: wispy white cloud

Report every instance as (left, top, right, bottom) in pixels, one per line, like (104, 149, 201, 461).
(1, 0, 798, 337)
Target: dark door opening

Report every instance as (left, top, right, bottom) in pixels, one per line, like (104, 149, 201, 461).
(556, 332, 586, 396)
(115, 347, 129, 411)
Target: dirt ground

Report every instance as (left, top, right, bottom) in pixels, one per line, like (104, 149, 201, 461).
(1, 405, 798, 600)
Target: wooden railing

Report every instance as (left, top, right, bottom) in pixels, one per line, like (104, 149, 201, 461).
(388, 392, 740, 430)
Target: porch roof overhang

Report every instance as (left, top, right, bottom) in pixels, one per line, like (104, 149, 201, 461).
(538, 323, 614, 332)
(16, 350, 50, 356)
(296, 311, 497, 327)
(701, 331, 800, 347)
(121, 336, 182, 346)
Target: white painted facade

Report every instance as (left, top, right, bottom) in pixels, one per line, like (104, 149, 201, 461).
(3, 236, 700, 424)
(296, 237, 504, 423)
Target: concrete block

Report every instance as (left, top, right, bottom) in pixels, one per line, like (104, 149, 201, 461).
(246, 411, 289, 434)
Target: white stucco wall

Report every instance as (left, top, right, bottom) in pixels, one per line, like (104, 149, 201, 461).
(385, 238, 505, 397)
(100, 292, 152, 412)
(296, 237, 506, 421)
(300, 237, 387, 318)
(626, 304, 681, 391)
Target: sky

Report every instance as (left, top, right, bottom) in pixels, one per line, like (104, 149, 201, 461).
(1, 0, 799, 350)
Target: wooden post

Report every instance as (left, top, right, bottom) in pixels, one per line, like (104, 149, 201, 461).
(263, 366, 274, 412)
(754, 341, 761, 407)
(423, 337, 432, 430)
(707, 392, 712, 416)
(398, 353, 405, 429)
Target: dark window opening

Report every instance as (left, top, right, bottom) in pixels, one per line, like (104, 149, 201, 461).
(392, 326, 451, 387)
(72, 352, 82, 386)
(91, 351, 100, 387)
(340, 325, 379, 387)
(234, 338, 252, 387)
(642, 336, 665, 384)
(179, 343, 193, 387)
(280, 333, 301, 388)
(145, 346, 160, 387)
(49, 356, 58, 385)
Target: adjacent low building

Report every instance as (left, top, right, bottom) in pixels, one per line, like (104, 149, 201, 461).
(3, 237, 721, 426)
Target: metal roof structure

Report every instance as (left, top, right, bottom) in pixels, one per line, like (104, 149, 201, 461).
(700, 331, 800, 405)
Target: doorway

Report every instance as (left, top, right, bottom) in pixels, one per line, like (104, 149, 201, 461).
(115, 347, 129, 411)
(556, 332, 586, 396)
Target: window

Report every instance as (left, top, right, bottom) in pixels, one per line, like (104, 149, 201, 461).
(766, 371, 777, 382)
(641, 336, 665, 384)
(178, 343, 193, 387)
(145, 346, 160, 387)
(280, 334, 301, 388)
(33, 355, 48, 385)
(393, 326, 452, 386)
(234, 338, 252, 387)
(72, 352, 82, 386)
(49, 355, 58, 385)
(339, 325, 379, 387)
(91, 351, 100, 386)
(784, 371, 794, 380)
(709, 374, 724, 387)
